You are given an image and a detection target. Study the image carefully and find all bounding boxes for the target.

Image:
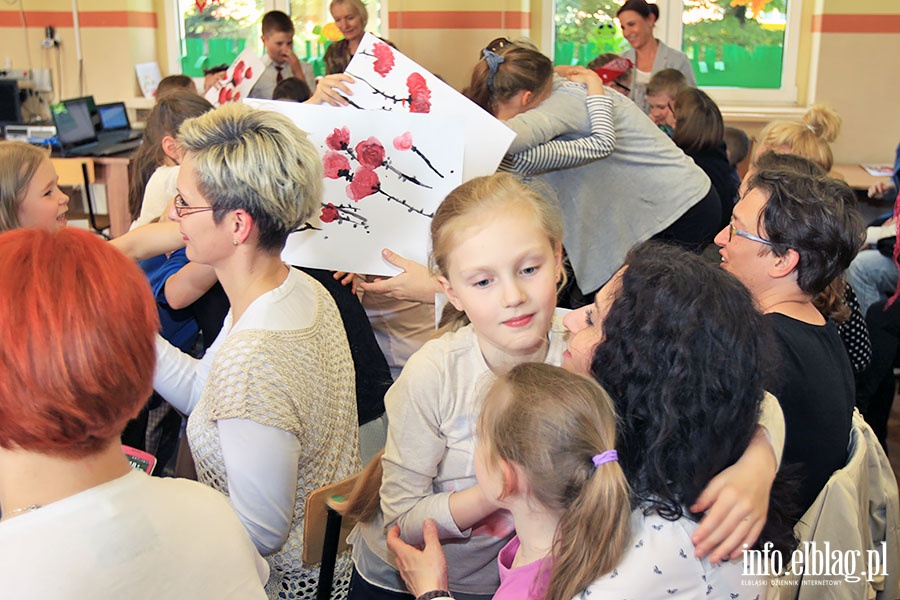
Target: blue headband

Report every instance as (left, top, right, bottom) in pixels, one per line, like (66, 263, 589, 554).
(592, 450, 618, 468)
(482, 48, 505, 89)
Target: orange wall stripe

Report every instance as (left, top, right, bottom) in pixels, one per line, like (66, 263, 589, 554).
(812, 14, 900, 33)
(389, 11, 530, 30)
(0, 10, 156, 28)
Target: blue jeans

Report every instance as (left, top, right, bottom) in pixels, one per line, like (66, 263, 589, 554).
(846, 249, 898, 315)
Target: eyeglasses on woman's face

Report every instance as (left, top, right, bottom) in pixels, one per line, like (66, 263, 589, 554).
(173, 194, 229, 218)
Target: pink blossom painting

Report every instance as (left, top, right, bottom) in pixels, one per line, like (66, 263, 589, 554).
(246, 99, 463, 276)
(342, 33, 515, 180)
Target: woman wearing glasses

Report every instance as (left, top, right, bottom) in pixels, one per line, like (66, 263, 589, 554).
(714, 156, 864, 518)
(153, 103, 361, 599)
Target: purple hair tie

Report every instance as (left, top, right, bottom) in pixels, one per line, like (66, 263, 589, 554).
(592, 450, 618, 467)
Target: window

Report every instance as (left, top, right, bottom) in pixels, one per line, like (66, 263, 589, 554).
(548, 0, 801, 104)
(166, 0, 384, 79)
(177, 0, 265, 77)
(288, 0, 383, 76)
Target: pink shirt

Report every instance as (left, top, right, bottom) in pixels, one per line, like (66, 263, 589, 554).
(494, 536, 552, 600)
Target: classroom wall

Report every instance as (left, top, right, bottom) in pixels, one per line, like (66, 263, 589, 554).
(386, 0, 532, 92)
(807, 0, 900, 164)
(0, 0, 157, 104)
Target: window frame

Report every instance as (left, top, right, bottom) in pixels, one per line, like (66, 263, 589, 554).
(543, 0, 802, 106)
(163, 0, 390, 77)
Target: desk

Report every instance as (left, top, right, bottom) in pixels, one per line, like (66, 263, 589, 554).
(830, 163, 891, 192)
(92, 156, 131, 238)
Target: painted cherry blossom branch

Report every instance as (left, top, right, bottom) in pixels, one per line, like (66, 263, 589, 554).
(345, 71, 407, 107)
(374, 188, 434, 218)
(320, 201, 370, 231)
(382, 158, 432, 189)
(394, 132, 444, 179)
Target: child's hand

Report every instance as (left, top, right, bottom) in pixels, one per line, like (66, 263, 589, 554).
(561, 66, 605, 96)
(357, 248, 442, 304)
(333, 271, 360, 294)
(690, 428, 775, 563)
(387, 521, 449, 597)
(307, 73, 355, 106)
(283, 49, 306, 81)
(868, 181, 896, 200)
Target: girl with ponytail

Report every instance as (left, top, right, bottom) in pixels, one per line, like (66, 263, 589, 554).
(389, 363, 631, 600)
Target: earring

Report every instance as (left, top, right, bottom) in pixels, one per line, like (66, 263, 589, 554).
(232, 239, 239, 246)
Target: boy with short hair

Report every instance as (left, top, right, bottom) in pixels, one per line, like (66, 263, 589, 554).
(646, 68, 688, 133)
(248, 10, 314, 100)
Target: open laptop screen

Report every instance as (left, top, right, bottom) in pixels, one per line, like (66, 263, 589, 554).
(53, 99, 96, 145)
(97, 103, 129, 131)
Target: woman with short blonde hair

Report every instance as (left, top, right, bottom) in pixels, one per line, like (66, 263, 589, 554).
(153, 102, 361, 599)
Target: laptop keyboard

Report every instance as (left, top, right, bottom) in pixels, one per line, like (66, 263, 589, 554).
(93, 139, 141, 156)
(68, 138, 142, 157)
(98, 131, 143, 144)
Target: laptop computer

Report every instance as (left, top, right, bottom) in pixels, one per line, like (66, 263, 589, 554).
(65, 95, 101, 129)
(96, 101, 143, 143)
(51, 97, 141, 157)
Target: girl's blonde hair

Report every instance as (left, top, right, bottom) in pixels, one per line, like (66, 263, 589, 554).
(756, 103, 842, 172)
(0, 141, 49, 232)
(430, 173, 564, 331)
(478, 363, 632, 600)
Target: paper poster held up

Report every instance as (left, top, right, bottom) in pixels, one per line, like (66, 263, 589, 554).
(341, 33, 515, 181)
(204, 49, 264, 107)
(246, 99, 464, 276)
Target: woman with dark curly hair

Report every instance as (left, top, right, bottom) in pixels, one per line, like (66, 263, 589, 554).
(562, 241, 793, 597)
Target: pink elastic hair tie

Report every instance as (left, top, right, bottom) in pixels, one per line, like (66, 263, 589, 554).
(592, 450, 618, 467)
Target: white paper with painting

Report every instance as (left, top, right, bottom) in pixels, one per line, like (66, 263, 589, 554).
(246, 99, 463, 276)
(342, 33, 515, 180)
(204, 49, 265, 106)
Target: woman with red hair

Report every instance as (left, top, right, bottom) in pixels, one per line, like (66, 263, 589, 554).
(0, 227, 268, 598)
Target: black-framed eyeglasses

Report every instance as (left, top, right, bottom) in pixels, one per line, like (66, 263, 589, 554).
(485, 37, 513, 53)
(173, 194, 229, 218)
(612, 81, 631, 94)
(729, 222, 772, 246)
